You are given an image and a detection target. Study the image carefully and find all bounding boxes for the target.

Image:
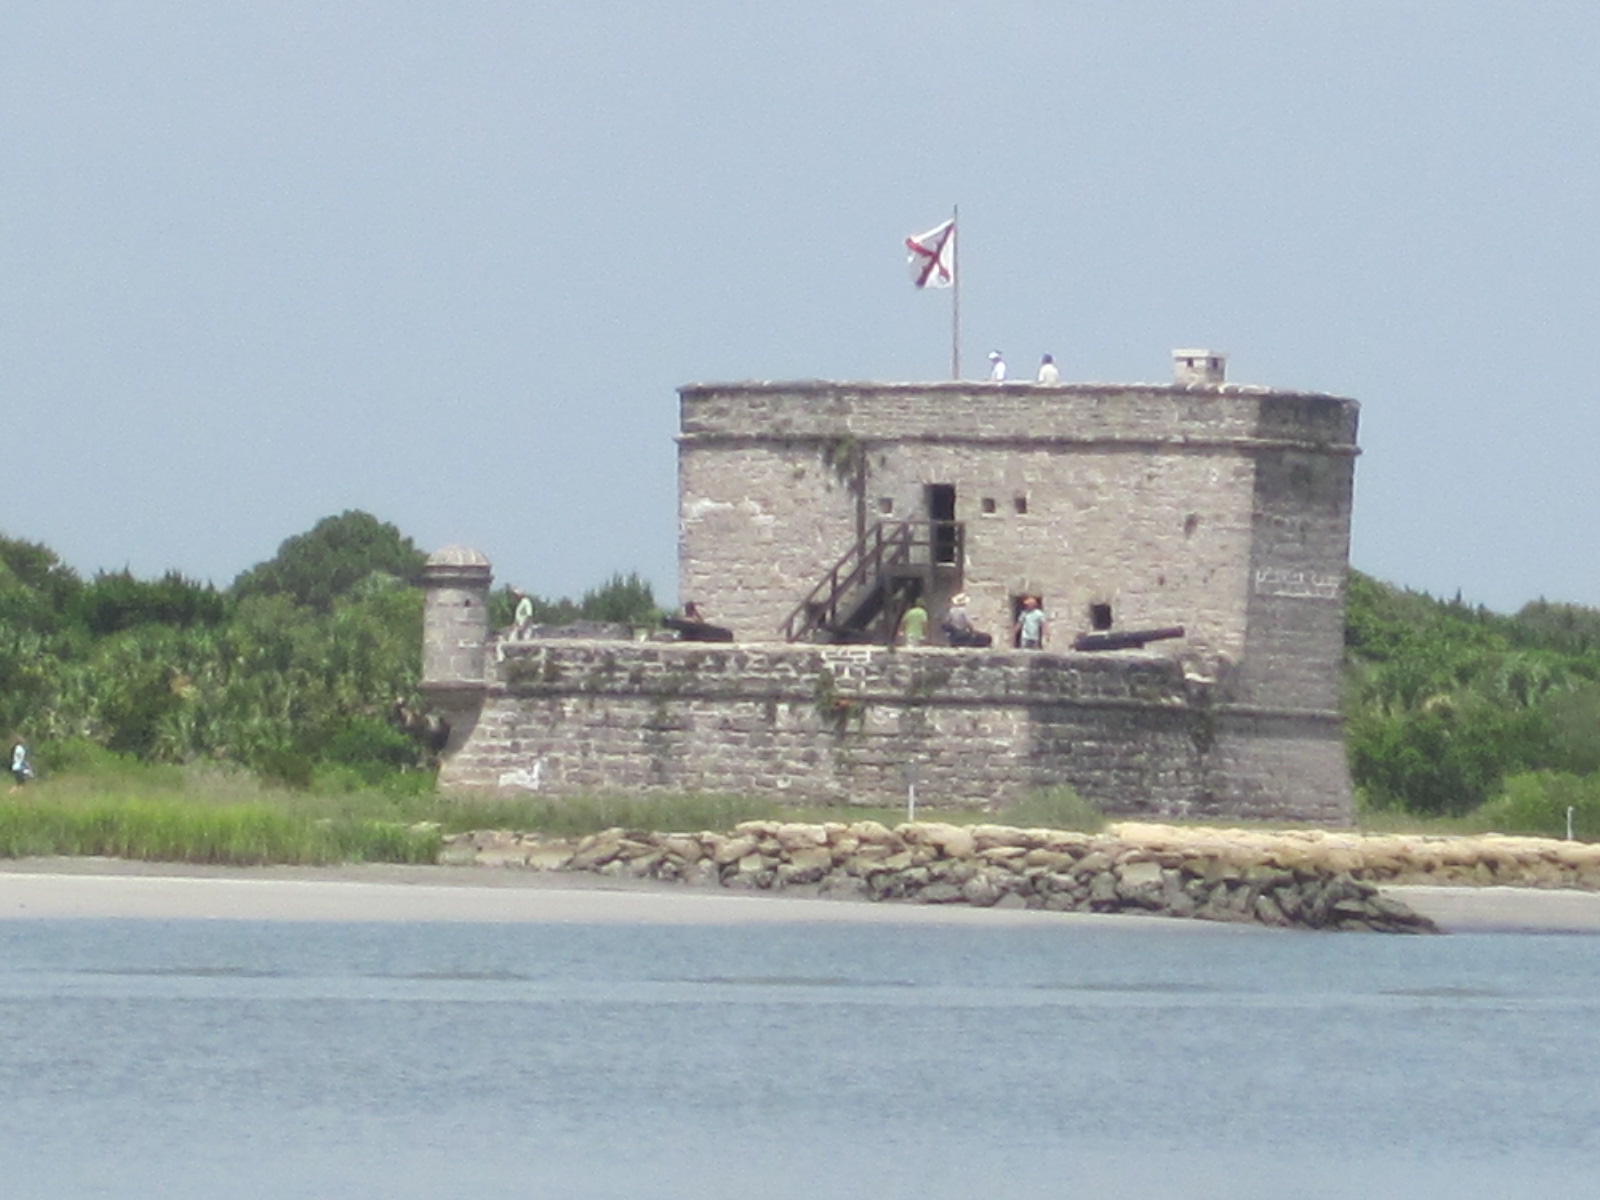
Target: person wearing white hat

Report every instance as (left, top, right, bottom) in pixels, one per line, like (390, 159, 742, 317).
(987, 350, 1006, 382)
(941, 592, 991, 646)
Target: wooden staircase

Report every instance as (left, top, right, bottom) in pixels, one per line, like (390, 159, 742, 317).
(780, 520, 964, 644)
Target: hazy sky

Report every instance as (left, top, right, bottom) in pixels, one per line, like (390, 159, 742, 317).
(4, 2, 1597, 612)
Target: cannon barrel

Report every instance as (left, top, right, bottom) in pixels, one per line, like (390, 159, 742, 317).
(1071, 626, 1185, 652)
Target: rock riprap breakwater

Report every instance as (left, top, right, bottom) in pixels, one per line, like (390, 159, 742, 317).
(431, 820, 1517, 934)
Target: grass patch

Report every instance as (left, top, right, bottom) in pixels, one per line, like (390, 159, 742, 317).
(426, 790, 1104, 837)
(0, 795, 440, 865)
(1, 757, 441, 865)
(423, 793, 782, 839)
(995, 786, 1106, 833)
(3, 767, 1111, 866)
(15, 755, 1542, 869)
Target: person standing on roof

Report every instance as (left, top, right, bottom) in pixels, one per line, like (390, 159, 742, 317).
(512, 589, 534, 638)
(987, 350, 1006, 382)
(1037, 354, 1060, 384)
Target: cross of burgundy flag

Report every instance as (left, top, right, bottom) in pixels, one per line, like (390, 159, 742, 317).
(905, 217, 956, 289)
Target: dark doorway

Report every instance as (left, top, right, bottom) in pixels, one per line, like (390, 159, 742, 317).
(925, 483, 957, 564)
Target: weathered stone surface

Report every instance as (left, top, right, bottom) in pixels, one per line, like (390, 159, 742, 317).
(1077, 851, 1115, 876)
(775, 823, 828, 851)
(819, 872, 872, 900)
(961, 875, 1003, 907)
(905, 823, 976, 860)
(660, 835, 703, 863)
(712, 835, 759, 866)
(1254, 893, 1290, 927)
(439, 635, 1359, 822)
(1116, 861, 1164, 889)
(567, 830, 626, 871)
(1087, 872, 1121, 908)
(436, 820, 1600, 932)
(777, 847, 835, 884)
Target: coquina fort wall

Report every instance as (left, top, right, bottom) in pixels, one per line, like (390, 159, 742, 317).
(425, 356, 1361, 823)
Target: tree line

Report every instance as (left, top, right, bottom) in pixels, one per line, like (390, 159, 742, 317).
(1345, 571, 1600, 834)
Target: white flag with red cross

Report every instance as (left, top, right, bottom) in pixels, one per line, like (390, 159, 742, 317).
(905, 218, 956, 289)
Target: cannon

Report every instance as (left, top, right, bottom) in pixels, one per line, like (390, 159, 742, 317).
(1071, 625, 1185, 652)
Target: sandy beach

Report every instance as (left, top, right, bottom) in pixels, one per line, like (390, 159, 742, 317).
(0, 858, 1174, 929)
(1, 858, 1597, 933)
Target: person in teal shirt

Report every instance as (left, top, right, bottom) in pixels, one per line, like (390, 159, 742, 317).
(1014, 596, 1047, 649)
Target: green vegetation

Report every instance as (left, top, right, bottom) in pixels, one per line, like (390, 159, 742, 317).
(0, 796, 440, 865)
(997, 786, 1106, 833)
(1346, 570, 1600, 833)
(0, 750, 435, 863)
(230, 510, 427, 613)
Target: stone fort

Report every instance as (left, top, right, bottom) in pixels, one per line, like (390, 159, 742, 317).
(423, 350, 1360, 822)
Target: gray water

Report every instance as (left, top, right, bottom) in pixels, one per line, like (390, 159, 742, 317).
(1, 917, 1596, 1199)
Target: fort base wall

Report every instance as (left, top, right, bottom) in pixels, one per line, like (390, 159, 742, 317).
(437, 640, 1351, 824)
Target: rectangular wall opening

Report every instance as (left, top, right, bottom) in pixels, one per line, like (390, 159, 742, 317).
(925, 483, 957, 564)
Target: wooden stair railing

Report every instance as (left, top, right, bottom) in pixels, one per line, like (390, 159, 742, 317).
(780, 520, 964, 644)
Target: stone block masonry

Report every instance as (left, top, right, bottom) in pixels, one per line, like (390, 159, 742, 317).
(677, 381, 1358, 685)
(434, 640, 1350, 824)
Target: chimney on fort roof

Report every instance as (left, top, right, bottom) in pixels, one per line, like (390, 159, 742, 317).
(1172, 349, 1227, 386)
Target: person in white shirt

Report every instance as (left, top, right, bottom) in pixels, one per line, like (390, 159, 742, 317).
(1037, 354, 1060, 384)
(10, 737, 30, 787)
(987, 350, 1006, 382)
(512, 589, 534, 638)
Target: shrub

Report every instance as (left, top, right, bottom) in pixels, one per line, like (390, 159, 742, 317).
(1477, 771, 1600, 840)
(256, 747, 316, 790)
(999, 786, 1105, 833)
(76, 570, 228, 635)
(231, 510, 426, 613)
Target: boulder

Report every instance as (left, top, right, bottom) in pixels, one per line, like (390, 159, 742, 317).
(961, 874, 1003, 907)
(711, 835, 759, 866)
(903, 822, 976, 859)
(661, 835, 703, 863)
(775, 822, 828, 851)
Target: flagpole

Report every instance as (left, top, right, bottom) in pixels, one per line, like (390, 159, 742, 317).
(950, 204, 961, 380)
